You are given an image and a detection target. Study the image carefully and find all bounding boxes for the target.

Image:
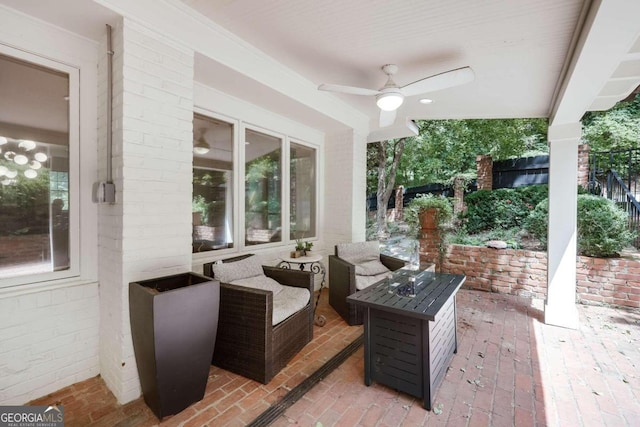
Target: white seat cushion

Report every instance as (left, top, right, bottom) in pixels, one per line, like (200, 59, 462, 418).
(272, 285, 310, 325)
(231, 275, 284, 295)
(355, 271, 391, 291)
(355, 259, 389, 276)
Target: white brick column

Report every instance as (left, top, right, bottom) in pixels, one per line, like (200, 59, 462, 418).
(545, 123, 581, 329)
(324, 130, 367, 251)
(98, 18, 194, 403)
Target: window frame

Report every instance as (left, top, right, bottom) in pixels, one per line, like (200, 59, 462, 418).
(191, 108, 240, 261)
(240, 123, 286, 251)
(286, 138, 319, 242)
(191, 109, 321, 260)
(0, 45, 80, 289)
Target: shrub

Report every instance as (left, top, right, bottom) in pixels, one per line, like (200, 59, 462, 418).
(523, 199, 548, 246)
(577, 195, 635, 257)
(524, 195, 635, 257)
(463, 185, 546, 233)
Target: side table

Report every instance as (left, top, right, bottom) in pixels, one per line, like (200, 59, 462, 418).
(278, 253, 327, 326)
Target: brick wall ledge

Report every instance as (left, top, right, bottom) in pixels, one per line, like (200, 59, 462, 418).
(435, 243, 640, 310)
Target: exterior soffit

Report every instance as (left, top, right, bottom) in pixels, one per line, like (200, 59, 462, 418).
(93, 0, 369, 134)
(550, 0, 640, 126)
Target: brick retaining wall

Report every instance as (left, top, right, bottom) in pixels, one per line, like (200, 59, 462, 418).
(436, 244, 640, 309)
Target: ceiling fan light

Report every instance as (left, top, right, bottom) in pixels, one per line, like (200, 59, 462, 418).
(193, 138, 210, 155)
(376, 92, 404, 111)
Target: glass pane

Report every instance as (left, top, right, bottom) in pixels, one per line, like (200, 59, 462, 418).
(290, 143, 316, 240)
(245, 129, 282, 245)
(0, 54, 70, 279)
(192, 114, 234, 253)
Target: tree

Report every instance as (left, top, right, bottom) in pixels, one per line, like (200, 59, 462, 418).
(367, 118, 548, 238)
(371, 138, 406, 238)
(394, 118, 548, 188)
(582, 93, 640, 152)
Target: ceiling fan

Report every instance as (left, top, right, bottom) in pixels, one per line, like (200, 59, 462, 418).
(318, 64, 475, 127)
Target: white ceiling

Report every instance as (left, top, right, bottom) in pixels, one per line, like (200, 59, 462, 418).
(182, 0, 584, 123)
(1, 0, 640, 136)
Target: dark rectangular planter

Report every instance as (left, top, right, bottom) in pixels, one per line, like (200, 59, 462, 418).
(129, 272, 220, 419)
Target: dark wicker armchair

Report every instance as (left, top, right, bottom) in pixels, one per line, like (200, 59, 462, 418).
(203, 254, 314, 384)
(329, 243, 406, 326)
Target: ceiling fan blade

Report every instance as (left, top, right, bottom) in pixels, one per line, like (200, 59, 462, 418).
(401, 66, 475, 97)
(318, 83, 380, 96)
(379, 109, 397, 128)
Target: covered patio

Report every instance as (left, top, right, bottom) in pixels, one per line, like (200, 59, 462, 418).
(28, 290, 640, 426)
(1, 0, 640, 424)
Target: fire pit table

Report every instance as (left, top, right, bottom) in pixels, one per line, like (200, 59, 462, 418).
(347, 268, 465, 410)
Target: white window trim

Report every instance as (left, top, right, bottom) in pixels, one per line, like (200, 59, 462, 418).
(287, 137, 320, 244)
(240, 123, 286, 252)
(0, 45, 80, 289)
(190, 108, 322, 261)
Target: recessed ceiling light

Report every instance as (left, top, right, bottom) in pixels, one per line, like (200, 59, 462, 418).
(419, 98, 433, 104)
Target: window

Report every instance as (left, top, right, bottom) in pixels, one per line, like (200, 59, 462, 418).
(0, 52, 73, 281)
(192, 114, 234, 253)
(244, 129, 282, 246)
(290, 142, 316, 239)
(191, 112, 319, 254)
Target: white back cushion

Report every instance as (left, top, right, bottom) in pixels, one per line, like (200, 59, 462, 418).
(210, 256, 264, 283)
(337, 241, 380, 265)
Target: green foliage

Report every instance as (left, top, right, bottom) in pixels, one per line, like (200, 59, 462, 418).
(582, 93, 640, 151)
(192, 194, 208, 224)
(523, 199, 549, 246)
(405, 194, 453, 238)
(576, 195, 635, 257)
(294, 239, 313, 252)
(0, 167, 51, 235)
(524, 195, 636, 257)
(367, 118, 549, 193)
(463, 185, 546, 233)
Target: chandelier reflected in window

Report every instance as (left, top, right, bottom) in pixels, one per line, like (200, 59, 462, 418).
(0, 136, 49, 185)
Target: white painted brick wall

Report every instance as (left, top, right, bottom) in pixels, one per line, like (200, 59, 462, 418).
(0, 284, 100, 405)
(98, 17, 194, 404)
(324, 130, 367, 248)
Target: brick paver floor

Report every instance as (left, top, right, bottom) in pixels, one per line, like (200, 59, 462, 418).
(29, 289, 640, 426)
(273, 290, 640, 427)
